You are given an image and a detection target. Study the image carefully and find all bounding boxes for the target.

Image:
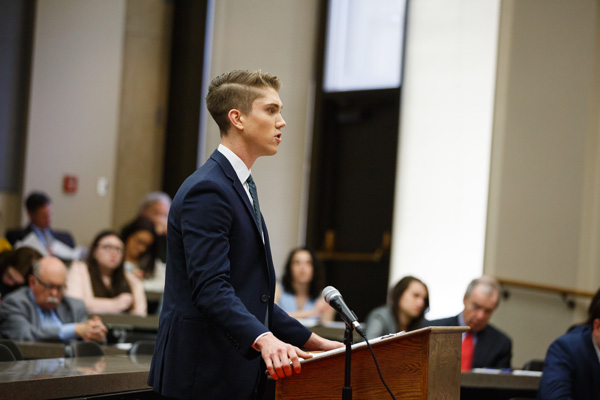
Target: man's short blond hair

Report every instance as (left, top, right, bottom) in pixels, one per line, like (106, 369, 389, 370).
(205, 70, 281, 135)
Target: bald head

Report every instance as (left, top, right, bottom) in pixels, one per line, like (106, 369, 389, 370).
(33, 257, 66, 277)
(29, 257, 67, 310)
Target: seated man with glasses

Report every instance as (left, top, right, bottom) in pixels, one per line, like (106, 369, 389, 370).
(422, 276, 512, 371)
(0, 257, 107, 342)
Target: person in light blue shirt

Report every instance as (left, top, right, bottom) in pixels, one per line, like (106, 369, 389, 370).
(0, 257, 107, 343)
(275, 247, 335, 325)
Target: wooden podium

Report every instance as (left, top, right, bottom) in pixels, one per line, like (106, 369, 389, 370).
(275, 326, 467, 400)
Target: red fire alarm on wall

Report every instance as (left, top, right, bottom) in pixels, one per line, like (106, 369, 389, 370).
(63, 175, 78, 194)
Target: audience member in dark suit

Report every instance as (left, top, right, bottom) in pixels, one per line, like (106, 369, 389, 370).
(148, 70, 342, 400)
(424, 276, 512, 370)
(5, 192, 76, 251)
(364, 275, 429, 339)
(537, 288, 600, 400)
(0, 257, 107, 342)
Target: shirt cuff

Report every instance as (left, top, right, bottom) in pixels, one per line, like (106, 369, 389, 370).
(252, 331, 273, 351)
(59, 323, 77, 342)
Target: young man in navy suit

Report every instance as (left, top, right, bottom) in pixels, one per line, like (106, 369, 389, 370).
(148, 70, 342, 399)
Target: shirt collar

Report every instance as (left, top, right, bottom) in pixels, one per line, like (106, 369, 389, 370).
(28, 289, 52, 315)
(218, 144, 251, 185)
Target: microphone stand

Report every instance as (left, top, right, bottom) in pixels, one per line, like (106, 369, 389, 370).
(342, 325, 353, 400)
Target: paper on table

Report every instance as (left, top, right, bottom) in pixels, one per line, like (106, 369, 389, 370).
(16, 232, 85, 260)
(15, 232, 50, 256)
(50, 240, 85, 260)
(512, 370, 543, 377)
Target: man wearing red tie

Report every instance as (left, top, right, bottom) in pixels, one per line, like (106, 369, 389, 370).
(425, 276, 512, 370)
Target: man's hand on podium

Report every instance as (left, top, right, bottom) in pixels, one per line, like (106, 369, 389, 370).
(255, 333, 312, 380)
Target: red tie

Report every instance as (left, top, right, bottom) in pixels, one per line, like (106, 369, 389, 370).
(461, 331, 474, 371)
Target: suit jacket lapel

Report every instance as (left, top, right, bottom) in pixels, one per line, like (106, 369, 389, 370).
(24, 289, 41, 326)
(211, 150, 265, 239)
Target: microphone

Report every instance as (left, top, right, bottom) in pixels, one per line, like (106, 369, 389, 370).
(322, 286, 365, 337)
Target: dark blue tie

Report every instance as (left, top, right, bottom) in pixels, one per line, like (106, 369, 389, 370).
(247, 175, 263, 236)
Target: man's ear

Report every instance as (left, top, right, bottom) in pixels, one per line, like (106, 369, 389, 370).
(594, 318, 600, 332)
(28, 274, 36, 288)
(228, 109, 244, 130)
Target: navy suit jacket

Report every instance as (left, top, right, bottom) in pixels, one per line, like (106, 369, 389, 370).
(425, 314, 512, 369)
(148, 150, 311, 399)
(537, 324, 600, 400)
(6, 224, 75, 248)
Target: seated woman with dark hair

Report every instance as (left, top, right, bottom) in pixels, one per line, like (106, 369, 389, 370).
(121, 216, 157, 279)
(66, 231, 147, 316)
(364, 276, 429, 340)
(121, 216, 166, 295)
(274, 247, 334, 325)
(0, 246, 43, 300)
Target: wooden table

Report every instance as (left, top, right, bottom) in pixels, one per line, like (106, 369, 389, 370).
(95, 314, 159, 331)
(0, 354, 153, 400)
(461, 370, 541, 400)
(16, 342, 130, 359)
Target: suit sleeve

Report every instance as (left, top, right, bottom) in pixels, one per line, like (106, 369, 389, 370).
(537, 339, 575, 400)
(270, 303, 312, 348)
(180, 180, 269, 356)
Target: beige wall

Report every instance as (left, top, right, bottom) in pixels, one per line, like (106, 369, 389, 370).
(22, 0, 126, 247)
(207, 0, 319, 274)
(14, 0, 172, 246)
(487, 0, 600, 367)
(0, 192, 21, 238)
(390, 0, 500, 320)
(112, 0, 173, 231)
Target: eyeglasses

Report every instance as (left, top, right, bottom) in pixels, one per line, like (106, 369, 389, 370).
(98, 244, 124, 254)
(34, 275, 66, 292)
(465, 300, 495, 316)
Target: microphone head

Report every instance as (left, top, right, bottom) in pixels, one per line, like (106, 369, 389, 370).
(322, 286, 341, 304)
